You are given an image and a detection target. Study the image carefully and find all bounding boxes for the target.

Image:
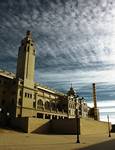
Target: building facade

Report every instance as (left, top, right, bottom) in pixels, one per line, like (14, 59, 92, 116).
(0, 31, 89, 124)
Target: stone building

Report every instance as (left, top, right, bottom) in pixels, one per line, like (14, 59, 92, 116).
(0, 31, 89, 125)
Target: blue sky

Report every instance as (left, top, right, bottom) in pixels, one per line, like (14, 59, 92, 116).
(0, 0, 115, 123)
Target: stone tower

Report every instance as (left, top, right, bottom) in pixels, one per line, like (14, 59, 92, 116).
(92, 83, 99, 121)
(67, 85, 76, 118)
(16, 31, 36, 88)
(15, 31, 36, 117)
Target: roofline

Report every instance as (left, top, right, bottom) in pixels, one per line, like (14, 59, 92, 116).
(0, 69, 15, 79)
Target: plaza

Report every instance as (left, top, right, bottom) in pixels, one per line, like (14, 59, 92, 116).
(0, 128, 115, 150)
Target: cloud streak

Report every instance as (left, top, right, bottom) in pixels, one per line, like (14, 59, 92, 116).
(1, 0, 115, 70)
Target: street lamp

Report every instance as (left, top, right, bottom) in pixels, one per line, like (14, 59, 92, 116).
(7, 112, 10, 117)
(107, 115, 111, 137)
(76, 109, 80, 143)
(0, 108, 2, 123)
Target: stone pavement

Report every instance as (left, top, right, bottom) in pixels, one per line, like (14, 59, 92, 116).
(0, 129, 115, 150)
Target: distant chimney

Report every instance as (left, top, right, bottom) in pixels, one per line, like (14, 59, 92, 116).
(93, 83, 97, 108)
(92, 83, 99, 121)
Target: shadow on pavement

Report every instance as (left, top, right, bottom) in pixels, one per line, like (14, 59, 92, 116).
(74, 139, 115, 150)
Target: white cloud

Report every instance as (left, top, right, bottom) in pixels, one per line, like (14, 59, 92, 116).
(88, 100, 115, 108)
(88, 100, 115, 124)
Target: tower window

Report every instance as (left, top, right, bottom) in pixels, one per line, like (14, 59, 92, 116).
(33, 49, 35, 55)
(30, 94, 32, 99)
(25, 92, 32, 99)
(19, 90, 22, 96)
(28, 93, 29, 98)
(18, 98, 22, 105)
(25, 93, 27, 97)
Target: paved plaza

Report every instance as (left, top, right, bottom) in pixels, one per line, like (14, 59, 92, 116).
(0, 129, 115, 150)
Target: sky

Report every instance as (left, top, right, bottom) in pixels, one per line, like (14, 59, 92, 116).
(0, 0, 115, 123)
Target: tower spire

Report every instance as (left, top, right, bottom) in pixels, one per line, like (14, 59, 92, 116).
(26, 30, 32, 39)
(71, 83, 72, 88)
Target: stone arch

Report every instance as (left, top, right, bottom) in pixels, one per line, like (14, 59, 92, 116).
(45, 101, 50, 110)
(51, 102, 56, 111)
(37, 99, 43, 108)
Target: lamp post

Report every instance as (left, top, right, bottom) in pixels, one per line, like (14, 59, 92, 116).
(0, 108, 2, 124)
(107, 115, 111, 137)
(6, 112, 10, 126)
(76, 109, 80, 143)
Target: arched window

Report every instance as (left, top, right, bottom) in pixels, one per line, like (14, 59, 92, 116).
(45, 101, 50, 110)
(69, 103, 72, 108)
(51, 102, 56, 110)
(72, 104, 75, 109)
(37, 99, 43, 108)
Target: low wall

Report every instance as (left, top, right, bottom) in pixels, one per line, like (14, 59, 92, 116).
(11, 117, 50, 133)
(10, 117, 28, 132)
(11, 117, 109, 135)
(51, 118, 109, 135)
(51, 118, 76, 134)
(28, 118, 50, 133)
(80, 118, 109, 135)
